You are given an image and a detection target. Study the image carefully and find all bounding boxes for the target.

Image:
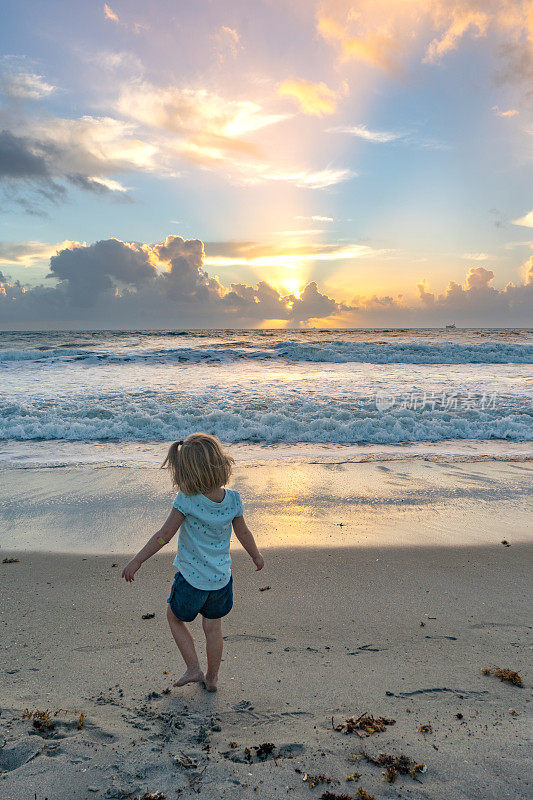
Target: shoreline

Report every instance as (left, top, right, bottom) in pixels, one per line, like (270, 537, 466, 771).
(1, 456, 531, 554)
(1, 437, 532, 472)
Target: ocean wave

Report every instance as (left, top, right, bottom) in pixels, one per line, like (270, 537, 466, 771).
(1, 395, 531, 444)
(1, 341, 532, 365)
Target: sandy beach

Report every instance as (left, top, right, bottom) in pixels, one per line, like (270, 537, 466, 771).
(1, 457, 531, 799)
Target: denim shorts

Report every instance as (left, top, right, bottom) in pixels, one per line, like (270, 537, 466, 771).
(167, 571, 233, 622)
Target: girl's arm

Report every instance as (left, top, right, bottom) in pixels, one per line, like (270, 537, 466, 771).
(232, 515, 264, 571)
(122, 508, 185, 582)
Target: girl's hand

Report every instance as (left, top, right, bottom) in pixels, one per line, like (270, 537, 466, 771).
(252, 553, 264, 571)
(122, 558, 141, 582)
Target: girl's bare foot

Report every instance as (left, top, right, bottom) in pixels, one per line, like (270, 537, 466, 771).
(173, 667, 204, 687)
(203, 672, 218, 692)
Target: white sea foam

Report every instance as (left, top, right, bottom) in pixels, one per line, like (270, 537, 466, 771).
(1, 394, 531, 444)
(1, 330, 531, 449)
(1, 341, 532, 364)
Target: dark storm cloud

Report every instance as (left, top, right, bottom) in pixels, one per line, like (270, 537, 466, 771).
(0, 130, 50, 178)
(0, 237, 532, 329)
(47, 239, 157, 305)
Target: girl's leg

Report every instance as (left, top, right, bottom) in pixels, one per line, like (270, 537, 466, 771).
(166, 604, 204, 686)
(201, 616, 223, 692)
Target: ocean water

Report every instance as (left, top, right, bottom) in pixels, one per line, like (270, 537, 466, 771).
(1, 328, 532, 467)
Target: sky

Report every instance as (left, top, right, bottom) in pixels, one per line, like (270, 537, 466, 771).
(0, 0, 532, 328)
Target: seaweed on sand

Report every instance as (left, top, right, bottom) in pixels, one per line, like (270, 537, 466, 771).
(333, 713, 395, 736)
(245, 742, 276, 761)
(417, 723, 433, 734)
(302, 773, 339, 788)
(359, 750, 427, 782)
(139, 794, 166, 800)
(482, 667, 523, 686)
(21, 709, 56, 735)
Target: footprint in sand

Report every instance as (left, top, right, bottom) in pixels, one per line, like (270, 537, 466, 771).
(0, 740, 42, 772)
(223, 634, 276, 643)
(347, 643, 387, 654)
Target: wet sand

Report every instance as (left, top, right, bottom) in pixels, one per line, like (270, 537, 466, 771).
(0, 459, 531, 799)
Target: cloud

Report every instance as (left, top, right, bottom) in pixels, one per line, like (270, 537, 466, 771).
(0, 235, 346, 327)
(415, 262, 533, 317)
(296, 215, 335, 222)
(0, 113, 155, 211)
(203, 241, 382, 269)
(47, 238, 156, 305)
(115, 81, 288, 164)
(212, 26, 242, 62)
(1, 235, 531, 328)
(0, 44, 355, 212)
(491, 105, 519, 117)
(512, 209, 533, 227)
(0, 71, 55, 99)
(329, 123, 448, 150)
(423, 8, 489, 64)
(0, 130, 50, 178)
(104, 3, 119, 22)
(329, 123, 401, 142)
(462, 252, 490, 260)
(316, 1, 533, 80)
(238, 164, 354, 188)
(278, 79, 339, 115)
(0, 130, 68, 212)
(0, 239, 80, 266)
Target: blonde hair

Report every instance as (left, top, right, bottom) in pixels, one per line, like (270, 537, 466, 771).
(162, 433, 234, 495)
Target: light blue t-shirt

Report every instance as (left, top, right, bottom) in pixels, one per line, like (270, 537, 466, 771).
(172, 488, 244, 590)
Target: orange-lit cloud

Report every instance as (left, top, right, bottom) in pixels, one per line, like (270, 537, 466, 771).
(278, 79, 339, 115)
(491, 105, 519, 117)
(1, 237, 531, 328)
(117, 83, 287, 139)
(316, 1, 533, 76)
(0, 240, 81, 266)
(104, 3, 119, 22)
(115, 81, 292, 170)
(204, 241, 382, 269)
(212, 26, 242, 62)
(424, 8, 489, 63)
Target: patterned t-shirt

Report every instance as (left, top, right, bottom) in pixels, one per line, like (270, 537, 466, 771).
(172, 489, 244, 590)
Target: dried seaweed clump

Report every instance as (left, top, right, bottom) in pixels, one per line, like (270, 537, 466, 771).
(139, 794, 166, 800)
(417, 723, 433, 734)
(303, 773, 339, 788)
(21, 708, 56, 734)
(360, 750, 427, 783)
(356, 790, 377, 800)
(333, 713, 395, 736)
(244, 742, 276, 762)
(482, 667, 523, 686)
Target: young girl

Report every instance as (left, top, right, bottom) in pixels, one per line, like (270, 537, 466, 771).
(122, 433, 264, 692)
